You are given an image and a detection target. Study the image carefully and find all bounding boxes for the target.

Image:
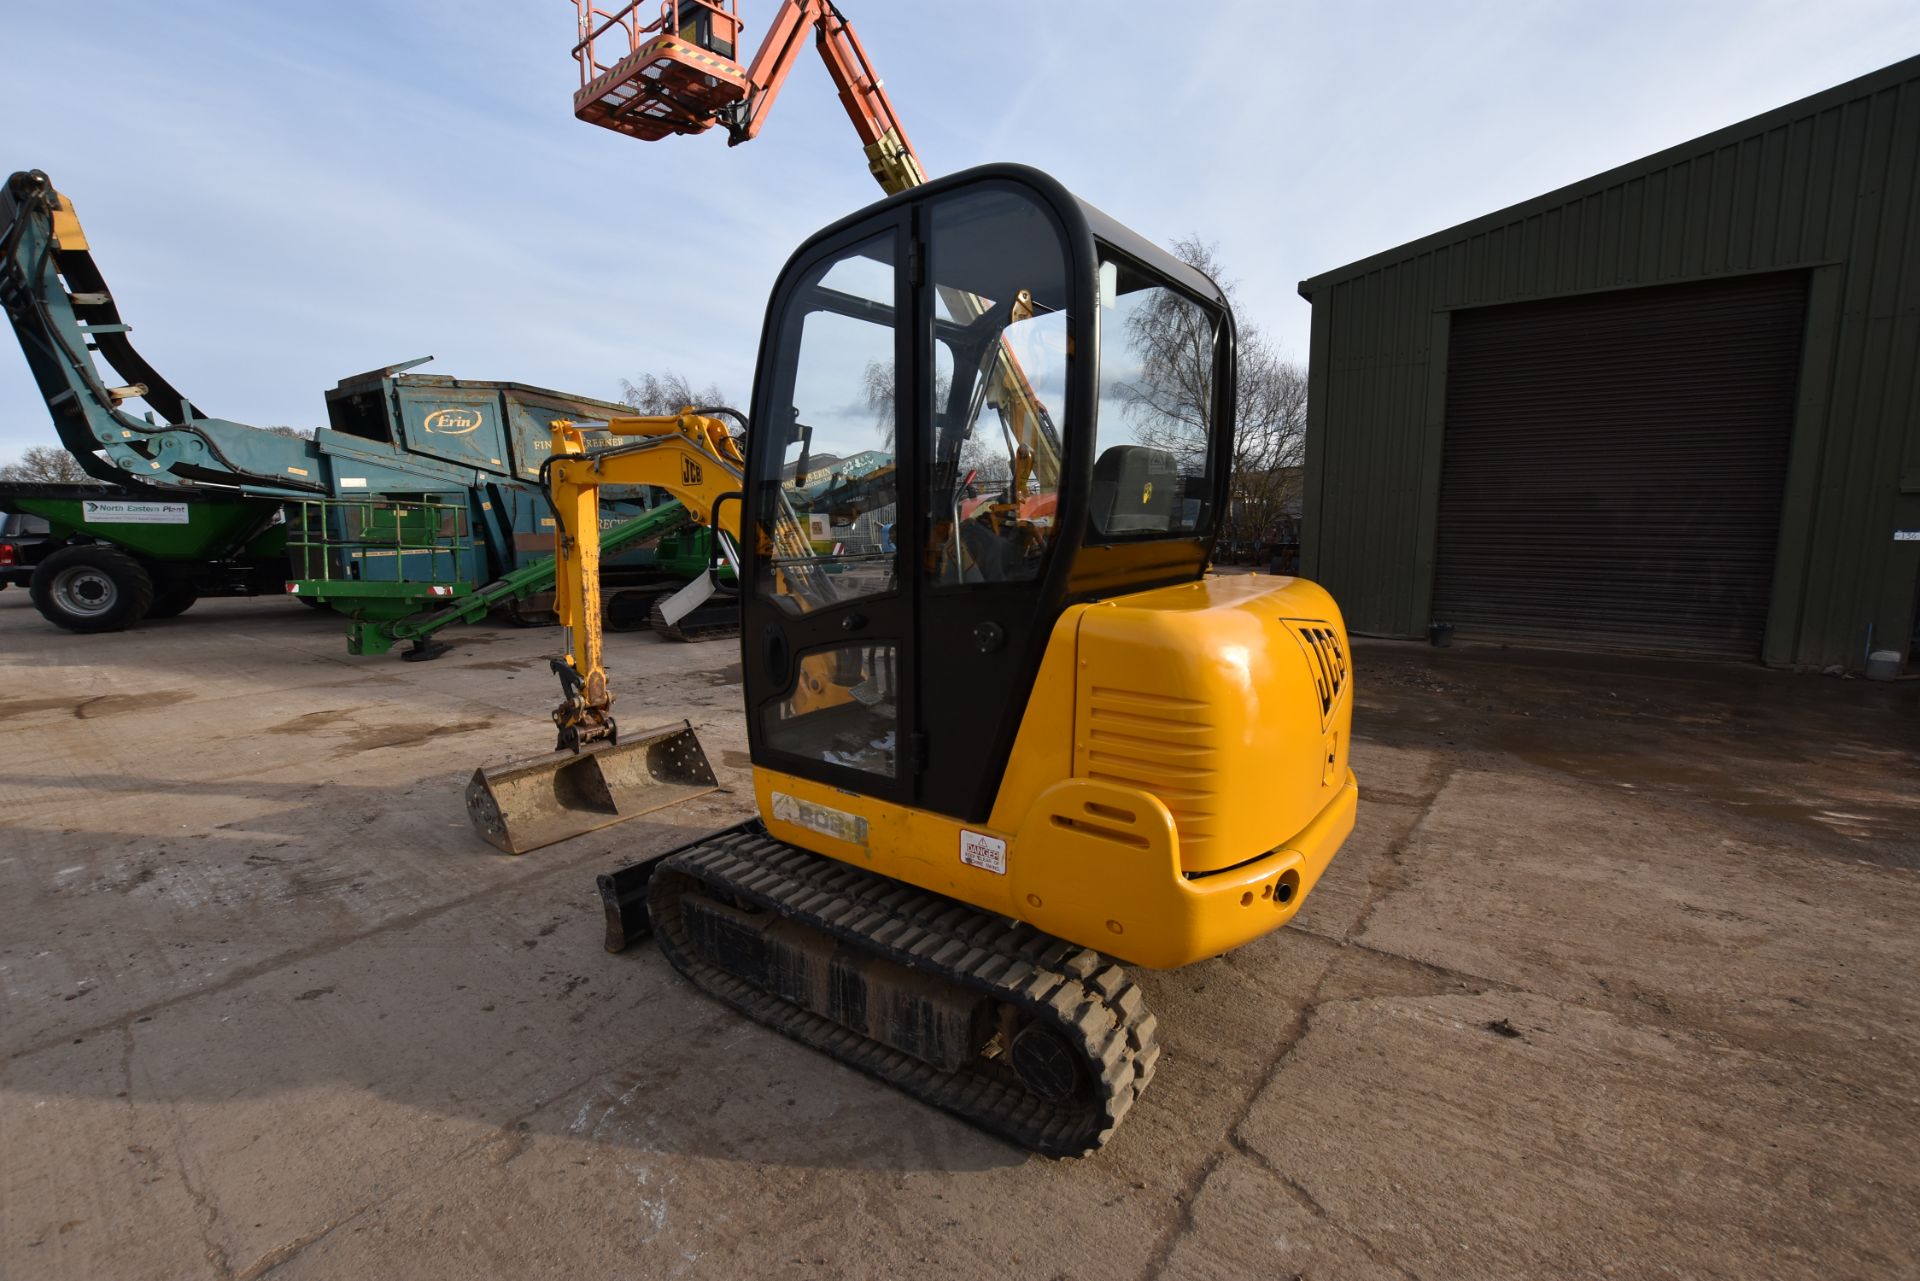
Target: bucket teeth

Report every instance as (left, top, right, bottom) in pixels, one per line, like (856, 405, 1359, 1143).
(466, 720, 719, 854)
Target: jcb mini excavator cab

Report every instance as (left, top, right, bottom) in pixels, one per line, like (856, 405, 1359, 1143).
(733, 166, 1356, 962)
(518, 164, 1356, 1154)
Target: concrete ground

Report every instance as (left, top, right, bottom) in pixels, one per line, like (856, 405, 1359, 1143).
(1, 588, 1916, 1281)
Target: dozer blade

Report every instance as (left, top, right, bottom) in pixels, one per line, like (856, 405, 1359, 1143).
(654, 570, 716, 628)
(466, 720, 718, 855)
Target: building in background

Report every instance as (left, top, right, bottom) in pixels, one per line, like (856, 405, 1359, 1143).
(1298, 55, 1919, 674)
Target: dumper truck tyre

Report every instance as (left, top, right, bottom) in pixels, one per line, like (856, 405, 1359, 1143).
(30, 544, 154, 633)
(144, 571, 200, 620)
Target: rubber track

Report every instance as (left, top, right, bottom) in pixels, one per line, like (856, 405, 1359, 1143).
(647, 824, 1160, 1156)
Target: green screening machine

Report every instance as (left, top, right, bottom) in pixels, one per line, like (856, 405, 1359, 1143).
(1, 168, 730, 651)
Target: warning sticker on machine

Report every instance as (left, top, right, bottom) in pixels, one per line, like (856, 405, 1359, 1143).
(771, 792, 869, 847)
(959, 829, 1008, 875)
(81, 500, 189, 525)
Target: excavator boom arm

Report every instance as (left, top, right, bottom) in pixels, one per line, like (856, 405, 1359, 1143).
(545, 412, 746, 737)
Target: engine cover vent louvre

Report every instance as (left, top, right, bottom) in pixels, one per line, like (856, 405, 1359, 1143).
(1082, 685, 1221, 866)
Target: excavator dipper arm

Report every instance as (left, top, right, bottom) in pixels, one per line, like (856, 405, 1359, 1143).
(463, 409, 748, 856)
(543, 410, 748, 751)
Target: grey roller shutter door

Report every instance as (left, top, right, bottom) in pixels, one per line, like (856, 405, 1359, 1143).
(1433, 272, 1806, 657)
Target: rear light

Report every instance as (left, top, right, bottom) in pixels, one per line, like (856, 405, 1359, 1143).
(0, 543, 14, 567)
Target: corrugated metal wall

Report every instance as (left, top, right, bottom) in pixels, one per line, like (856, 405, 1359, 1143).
(1298, 55, 1920, 670)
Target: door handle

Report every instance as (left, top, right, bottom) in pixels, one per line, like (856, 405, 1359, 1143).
(840, 612, 868, 633)
(762, 623, 791, 687)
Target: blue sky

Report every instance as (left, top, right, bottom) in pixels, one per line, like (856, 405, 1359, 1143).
(2, 1, 1913, 464)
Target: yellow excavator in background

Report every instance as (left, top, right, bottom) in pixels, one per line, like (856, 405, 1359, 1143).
(465, 410, 751, 854)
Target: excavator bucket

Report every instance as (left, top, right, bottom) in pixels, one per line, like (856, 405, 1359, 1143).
(466, 720, 718, 855)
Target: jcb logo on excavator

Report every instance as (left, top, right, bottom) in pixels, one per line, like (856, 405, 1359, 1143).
(682, 456, 704, 486)
(423, 408, 484, 435)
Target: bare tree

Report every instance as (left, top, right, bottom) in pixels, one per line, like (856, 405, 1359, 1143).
(0, 445, 88, 483)
(262, 425, 318, 440)
(862, 358, 959, 457)
(1227, 326, 1307, 535)
(620, 371, 735, 416)
(1117, 237, 1307, 538)
(862, 358, 896, 446)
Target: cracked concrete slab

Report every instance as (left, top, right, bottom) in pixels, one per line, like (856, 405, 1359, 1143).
(1356, 767, 1920, 1090)
(1158, 1150, 1410, 1281)
(3, 596, 1916, 1279)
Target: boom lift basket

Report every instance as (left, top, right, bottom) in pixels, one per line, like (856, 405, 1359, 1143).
(572, 1, 749, 141)
(466, 719, 719, 854)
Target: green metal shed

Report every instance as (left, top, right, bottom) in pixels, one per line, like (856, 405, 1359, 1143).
(1298, 54, 1920, 673)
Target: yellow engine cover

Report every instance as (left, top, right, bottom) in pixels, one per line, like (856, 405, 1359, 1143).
(1070, 575, 1352, 874)
(754, 574, 1358, 969)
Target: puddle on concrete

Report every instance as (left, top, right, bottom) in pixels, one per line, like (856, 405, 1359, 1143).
(0, 690, 194, 721)
(0, 696, 83, 720)
(337, 718, 498, 753)
(1496, 733, 1919, 848)
(1352, 640, 1920, 866)
(74, 691, 195, 719)
(264, 709, 500, 754)
(267, 710, 350, 734)
(460, 657, 545, 673)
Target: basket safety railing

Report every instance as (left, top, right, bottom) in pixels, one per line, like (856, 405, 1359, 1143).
(287, 497, 475, 589)
(572, 1, 741, 89)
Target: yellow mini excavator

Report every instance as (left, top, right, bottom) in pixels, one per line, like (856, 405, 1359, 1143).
(469, 165, 1357, 1155)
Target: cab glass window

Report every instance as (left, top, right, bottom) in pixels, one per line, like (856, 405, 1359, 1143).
(1089, 257, 1222, 540)
(754, 232, 900, 617)
(760, 642, 898, 778)
(923, 188, 1070, 587)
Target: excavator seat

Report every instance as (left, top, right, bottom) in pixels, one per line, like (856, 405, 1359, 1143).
(1089, 444, 1181, 534)
(572, 1, 750, 141)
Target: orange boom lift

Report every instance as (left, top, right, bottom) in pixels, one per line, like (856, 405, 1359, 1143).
(571, 0, 927, 193)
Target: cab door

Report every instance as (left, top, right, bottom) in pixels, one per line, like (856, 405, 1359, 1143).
(908, 182, 1078, 821)
(741, 212, 917, 805)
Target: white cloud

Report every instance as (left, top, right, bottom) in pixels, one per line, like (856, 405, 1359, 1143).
(2, 0, 1914, 461)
